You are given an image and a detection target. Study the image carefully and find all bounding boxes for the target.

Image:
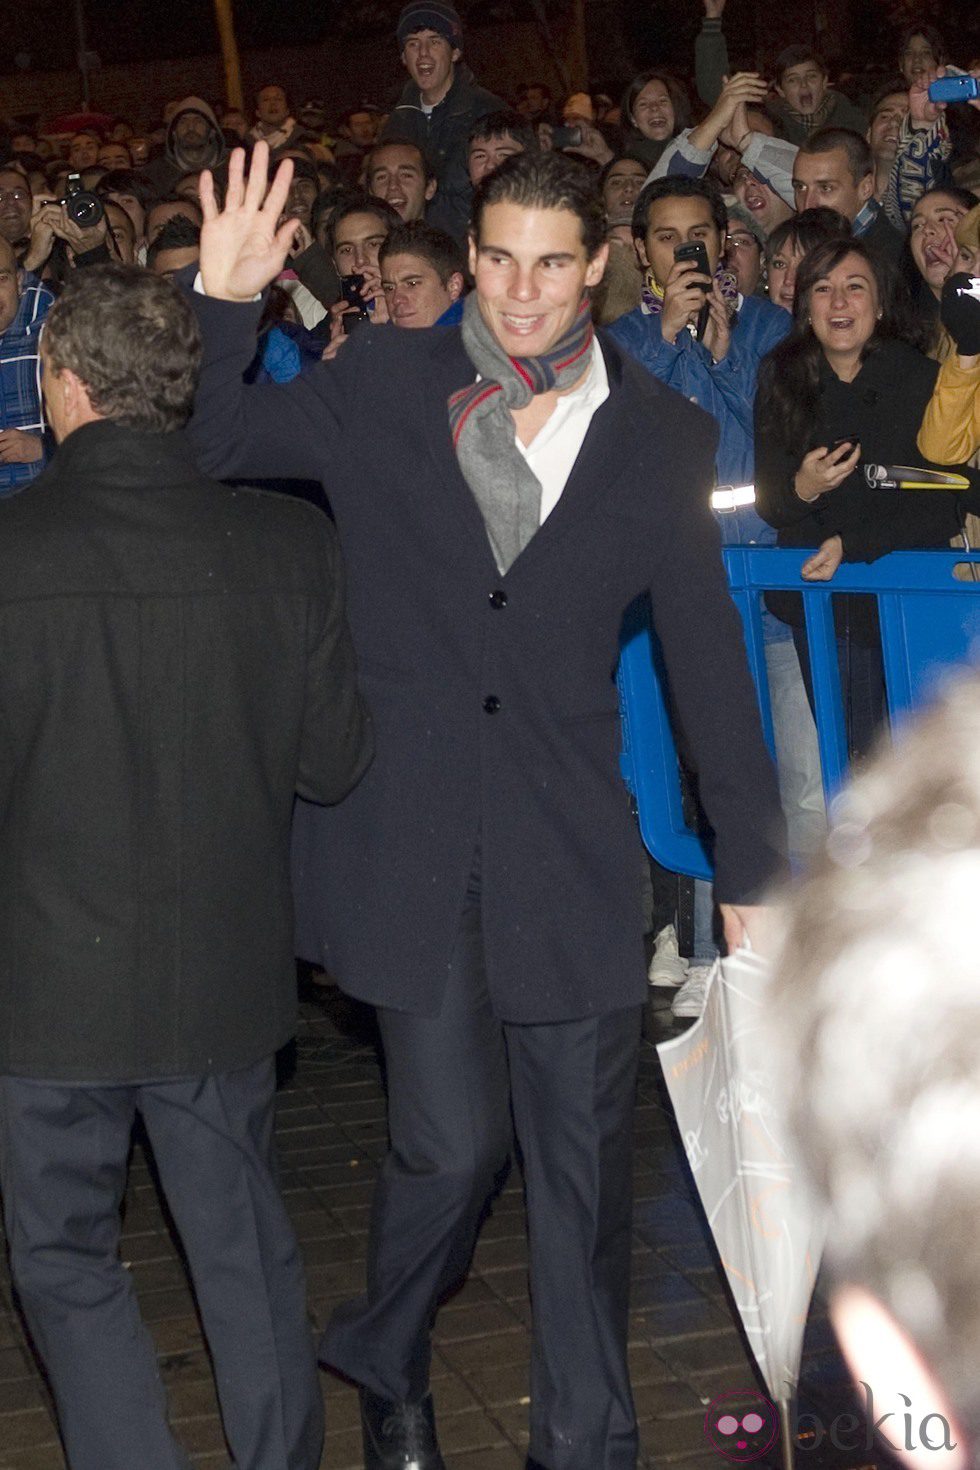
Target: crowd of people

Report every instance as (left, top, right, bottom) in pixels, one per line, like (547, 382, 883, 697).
(2, 1, 980, 1468)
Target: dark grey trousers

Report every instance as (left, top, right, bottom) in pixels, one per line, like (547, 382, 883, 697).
(321, 886, 643, 1470)
(0, 1056, 323, 1470)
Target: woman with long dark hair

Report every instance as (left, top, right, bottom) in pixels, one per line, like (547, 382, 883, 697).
(619, 70, 690, 171)
(755, 237, 979, 756)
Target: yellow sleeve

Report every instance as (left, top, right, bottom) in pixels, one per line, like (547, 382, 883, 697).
(918, 354, 980, 465)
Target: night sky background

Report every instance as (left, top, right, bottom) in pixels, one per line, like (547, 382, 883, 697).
(1, 0, 978, 86)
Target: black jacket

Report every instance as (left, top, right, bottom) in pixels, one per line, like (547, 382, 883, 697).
(382, 64, 503, 241)
(187, 298, 786, 1024)
(0, 423, 372, 1080)
(755, 338, 978, 636)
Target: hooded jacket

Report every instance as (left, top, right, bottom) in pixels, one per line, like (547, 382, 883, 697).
(143, 96, 229, 196)
(381, 63, 502, 242)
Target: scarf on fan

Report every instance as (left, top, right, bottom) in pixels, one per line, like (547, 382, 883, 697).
(448, 292, 594, 575)
(641, 264, 740, 318)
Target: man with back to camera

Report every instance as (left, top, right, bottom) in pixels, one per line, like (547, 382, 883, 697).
(381, 0, 502, 241)
(0, 264, 372, 1470)
(186, 141, 785, 1470)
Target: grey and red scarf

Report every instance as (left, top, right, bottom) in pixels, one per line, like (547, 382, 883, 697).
(448, 292, 594, 574)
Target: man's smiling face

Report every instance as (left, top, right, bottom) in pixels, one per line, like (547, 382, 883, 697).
(368, 144, 435, 222)
(401, 29, 459, 104)
(469, 199, 607, 359)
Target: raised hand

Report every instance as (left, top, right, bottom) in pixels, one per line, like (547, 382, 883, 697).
(908, 66, 944, 127)
(659, 255, 713, 344)
(691, 73, 769, 152)
(199, 142, 300, 303)
(969, 67, 980, 113)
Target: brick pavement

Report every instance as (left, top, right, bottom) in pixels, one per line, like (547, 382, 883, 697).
(0, 981, 870, 1470)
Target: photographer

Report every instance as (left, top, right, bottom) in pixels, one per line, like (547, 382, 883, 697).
(21, 174, 120, 284)
(319, 193, 399, 348)
(609, 175, 789, 478)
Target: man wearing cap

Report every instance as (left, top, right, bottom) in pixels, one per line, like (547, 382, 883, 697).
(381, 1, 502, 242)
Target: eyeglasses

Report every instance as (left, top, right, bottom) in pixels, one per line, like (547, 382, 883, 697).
(725, 233, 759, 251)
(0, 188, 30, 205)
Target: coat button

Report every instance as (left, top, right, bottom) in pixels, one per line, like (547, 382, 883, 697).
(489, 589, 507, 609)
(483, 695, 501, 714)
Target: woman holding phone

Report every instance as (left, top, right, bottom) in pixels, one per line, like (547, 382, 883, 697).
(755, 237, 979, 755)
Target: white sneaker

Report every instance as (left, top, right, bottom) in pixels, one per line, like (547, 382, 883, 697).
(671, 965, 713, 1019)
(647, 924, 689, 988)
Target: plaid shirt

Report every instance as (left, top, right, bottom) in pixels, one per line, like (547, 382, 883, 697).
(0, 276, 52, 496)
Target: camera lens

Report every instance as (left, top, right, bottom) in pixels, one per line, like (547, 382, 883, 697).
(67, 192, 104, 230)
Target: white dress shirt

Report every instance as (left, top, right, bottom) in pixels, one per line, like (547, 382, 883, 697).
(514, 341, 610, 524)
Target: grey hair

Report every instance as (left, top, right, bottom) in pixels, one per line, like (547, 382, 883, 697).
(766, 670, 980, 1438)
(44, 263, 201, 433)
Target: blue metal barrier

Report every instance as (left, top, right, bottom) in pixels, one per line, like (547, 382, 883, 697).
(618, 548, 980, 880)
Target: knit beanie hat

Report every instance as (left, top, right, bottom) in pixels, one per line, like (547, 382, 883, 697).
(396, 2, 463, 49)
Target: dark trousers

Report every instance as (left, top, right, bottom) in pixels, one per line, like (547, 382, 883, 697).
(321, 885, 643, 1470)
(0, 1056, 323, 1470)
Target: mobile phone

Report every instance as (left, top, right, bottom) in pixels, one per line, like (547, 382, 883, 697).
(552, 125, 583, 150)
(928, 75, 980, 104)
(340, 273, 371, 334)
(674, 241, 712, 340)
(674, 241, 711, 281)
(830, 435, 859, 451)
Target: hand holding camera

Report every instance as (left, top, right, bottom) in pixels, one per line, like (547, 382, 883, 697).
(660, 241, 713, 345)
(337, 268, 389, 334)
(794, 440, 862, 503)
(927, 72, 980, 106)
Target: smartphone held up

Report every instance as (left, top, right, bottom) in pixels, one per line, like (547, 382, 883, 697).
(674, 240, 712, 342)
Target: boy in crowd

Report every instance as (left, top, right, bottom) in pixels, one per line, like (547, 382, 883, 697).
(378, 219, 466, 327)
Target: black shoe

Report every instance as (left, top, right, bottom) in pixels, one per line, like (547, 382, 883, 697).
(359, 1386, 446, 1470)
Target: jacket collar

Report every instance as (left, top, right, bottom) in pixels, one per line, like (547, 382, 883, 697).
(394, 63, 479, 116)
(49, 420, 202, 486)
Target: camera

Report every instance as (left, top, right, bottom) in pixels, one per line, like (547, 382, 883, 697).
(551, 125, 583, 151)
(927, 74, 980, 104)
(339, 273, 372, 334)
(674, 241, 712, 341)
(41, 172, 105, 230)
